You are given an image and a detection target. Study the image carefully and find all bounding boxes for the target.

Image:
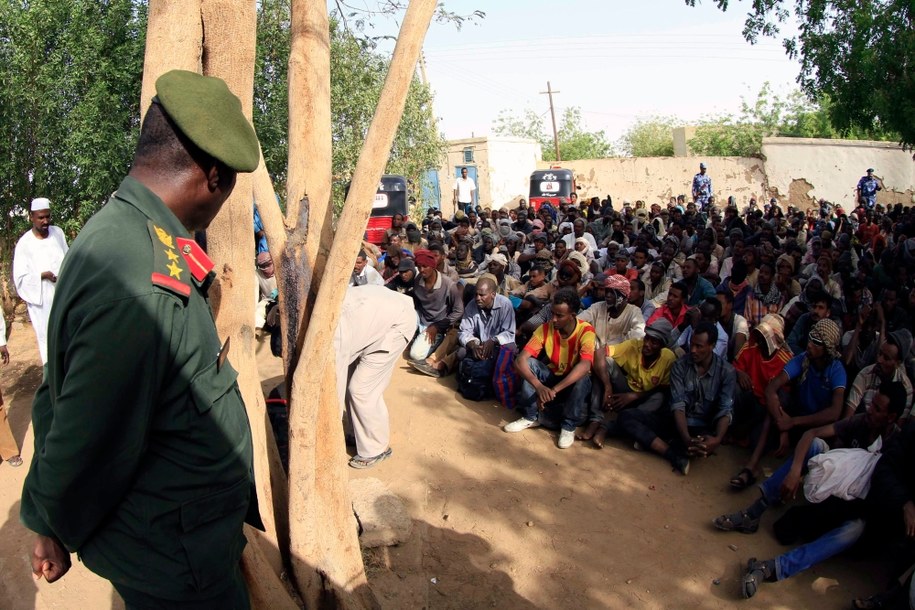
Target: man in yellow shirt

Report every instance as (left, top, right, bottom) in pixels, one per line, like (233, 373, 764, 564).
(588, 318, 677, 448)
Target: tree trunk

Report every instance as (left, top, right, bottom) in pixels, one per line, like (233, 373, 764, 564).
(198, 0, 289, 591)
(139, 0, 202, 122)
(139, 1, 439, 607)
(285, 1, 438, 608)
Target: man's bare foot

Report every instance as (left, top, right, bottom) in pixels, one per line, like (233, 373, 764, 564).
(592, 427, 607, 449)
(576, 420, 601, 441)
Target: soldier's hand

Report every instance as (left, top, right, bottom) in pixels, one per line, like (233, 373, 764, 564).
(31, 535, 71, 583)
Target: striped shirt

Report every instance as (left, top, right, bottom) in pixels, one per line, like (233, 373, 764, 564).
(524, 319, 596, 376)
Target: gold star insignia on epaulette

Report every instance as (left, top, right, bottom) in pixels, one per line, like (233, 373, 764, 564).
(154, 225, 174, 250)
(167, 260, 183, 279)
(165, 249, 180, 263)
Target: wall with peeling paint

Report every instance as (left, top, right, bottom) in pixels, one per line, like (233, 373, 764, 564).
(438, 136, 913, 217)
(760, 137, 914, 210)
(535, 157, 768, 209)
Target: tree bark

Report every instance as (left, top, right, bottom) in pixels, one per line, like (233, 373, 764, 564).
(285, 1, 438, 607)
(199, 0, 286, 587)
(281, 0, 335, 383)
(139, 0, 202, 122)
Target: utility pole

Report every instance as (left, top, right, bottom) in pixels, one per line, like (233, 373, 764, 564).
(540, 81, 561, 162)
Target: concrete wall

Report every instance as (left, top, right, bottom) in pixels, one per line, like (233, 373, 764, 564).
(672, 126, 697, 157)
(437, 136, 540, 217)
(536, 157, 767, 209)
(761, 137, 915, 210)
(487, 138, 542, 209)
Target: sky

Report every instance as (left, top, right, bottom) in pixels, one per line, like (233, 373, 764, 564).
(346, 0, 804, 144)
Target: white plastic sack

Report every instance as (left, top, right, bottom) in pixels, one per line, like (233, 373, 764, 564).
(803, 436, 883, 503)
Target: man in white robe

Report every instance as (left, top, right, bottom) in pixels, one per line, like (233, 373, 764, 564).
(13, 198, 68, 364)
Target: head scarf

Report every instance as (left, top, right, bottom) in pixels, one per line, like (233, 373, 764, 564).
(413, 249, 436, 268)
(566, 251, 589, 277)
(574, 236, 593, 259)
(800, 317, 841, 385)
(776, 254, 795, 274)
(754, 314, 786, 355)
(604, 274, 631, 298)
(809, 318, 841, 359)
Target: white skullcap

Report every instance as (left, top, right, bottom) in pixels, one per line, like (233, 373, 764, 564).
(30, 198, 50, 212)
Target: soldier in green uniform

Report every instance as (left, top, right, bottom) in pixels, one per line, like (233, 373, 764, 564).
(20, 70, 263, 609)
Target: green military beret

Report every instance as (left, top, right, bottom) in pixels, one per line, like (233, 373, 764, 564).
(154, 70, 260, 173)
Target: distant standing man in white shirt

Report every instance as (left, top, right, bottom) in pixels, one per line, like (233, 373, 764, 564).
(13, 198, 69, 365)
(453, 166, 476, 214)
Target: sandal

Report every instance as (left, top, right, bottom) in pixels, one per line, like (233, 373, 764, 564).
(730, 468, 757, 491)
(7, 455, 22, 467)
(348, 448, 392, 469)
(742, 557, 773, 599)
(713, 510, 759, 534)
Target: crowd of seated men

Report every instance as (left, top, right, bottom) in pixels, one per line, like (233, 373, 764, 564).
(341, 191, 915, 604)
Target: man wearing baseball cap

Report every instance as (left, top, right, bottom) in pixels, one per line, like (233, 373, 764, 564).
(22, 70, 263, 607)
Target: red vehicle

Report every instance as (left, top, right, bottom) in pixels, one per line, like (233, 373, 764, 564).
(363, 175, 409, 246)
(529, 167, 576, 211)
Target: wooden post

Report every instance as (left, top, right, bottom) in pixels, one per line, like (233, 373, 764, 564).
(285, 0, 438, 607)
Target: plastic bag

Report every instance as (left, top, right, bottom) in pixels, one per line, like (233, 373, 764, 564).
(803, 436, 882, 503)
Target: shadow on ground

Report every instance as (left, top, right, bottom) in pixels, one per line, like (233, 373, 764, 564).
(356, 363, 890, 609)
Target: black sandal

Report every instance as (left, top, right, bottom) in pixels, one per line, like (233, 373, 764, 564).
(730, 467, 757, 490)
(742, 557, 774, 599)
(713, 510, 760, 534)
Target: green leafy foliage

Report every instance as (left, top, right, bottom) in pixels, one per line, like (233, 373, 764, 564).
(256, 1, 447, 212)
(0, 0, 146, 266)
(688, 82, 898, 157)
(492, 106, 612, 161)
(684, 0, 914, 150)
(616, 116, 678, 157)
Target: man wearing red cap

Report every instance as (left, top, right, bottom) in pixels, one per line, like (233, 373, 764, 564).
(408, 249, 464, 366)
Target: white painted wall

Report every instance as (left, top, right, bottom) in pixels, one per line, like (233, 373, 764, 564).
(486, 138, 541, 209)
(761, 137, 914, 209)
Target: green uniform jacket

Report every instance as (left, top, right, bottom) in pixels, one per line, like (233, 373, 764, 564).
(21, 176, 262, 600)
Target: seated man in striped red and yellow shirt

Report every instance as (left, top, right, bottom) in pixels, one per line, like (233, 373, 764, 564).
(504, 288, 596, 450)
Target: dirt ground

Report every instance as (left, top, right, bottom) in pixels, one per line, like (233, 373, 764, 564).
(0, 318, 891, 609)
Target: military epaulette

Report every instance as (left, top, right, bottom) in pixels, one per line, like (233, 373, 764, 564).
(175, 237, 214, 283)
(148, 221, 191, 297)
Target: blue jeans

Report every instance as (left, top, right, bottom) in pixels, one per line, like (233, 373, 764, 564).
(759, 438, 829, 504)
(775, 518, 865, 580)
(518, 359, 591, 432)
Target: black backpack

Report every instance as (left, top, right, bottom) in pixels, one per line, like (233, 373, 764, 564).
(457, 356, 495, 401)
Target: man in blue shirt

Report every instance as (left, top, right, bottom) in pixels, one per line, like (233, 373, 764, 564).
(691, 162, 712, 209)
(855, 168, 881, 209)
(619, 322, 736, 475)
(410, 276, 514, 377)
(765, 318, 846, 457)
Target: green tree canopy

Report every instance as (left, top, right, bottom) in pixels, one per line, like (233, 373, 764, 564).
(0, 0, 446, 280)
(0, 0, 146, 262)
(616, 116, 678, 157)
(256, 0, 447, 211)
(685, 0, 914, 151)
(492, 106, 612, 161)
(688, 82, 898, 157)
